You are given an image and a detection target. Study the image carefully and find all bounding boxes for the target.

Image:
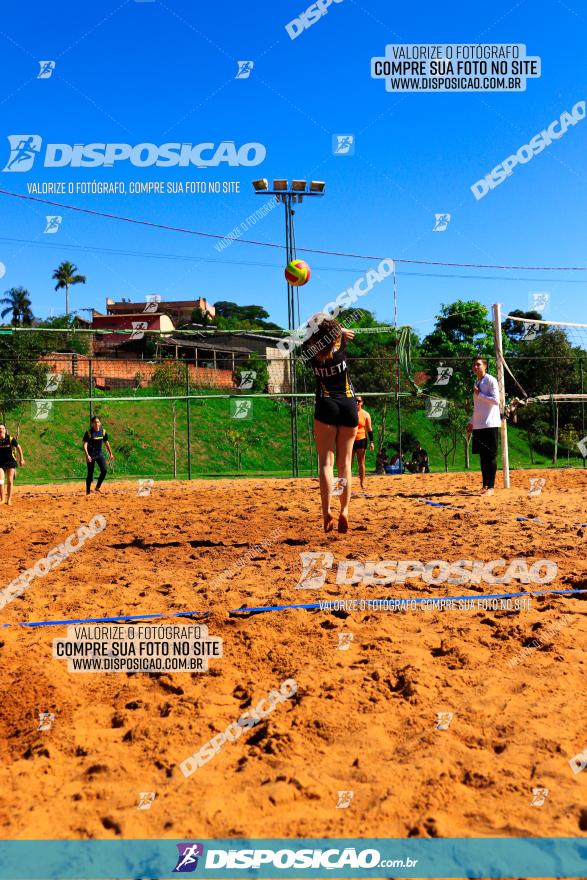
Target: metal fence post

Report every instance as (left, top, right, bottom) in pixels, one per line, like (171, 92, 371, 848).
(89, 359, 93, 422)
(186, 361, 192, 480)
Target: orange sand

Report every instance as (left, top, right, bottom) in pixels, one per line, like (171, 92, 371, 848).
(0, 469, 585, 845)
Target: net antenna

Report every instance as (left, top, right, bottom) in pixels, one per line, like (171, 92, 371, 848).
(494, 307, 587, 478)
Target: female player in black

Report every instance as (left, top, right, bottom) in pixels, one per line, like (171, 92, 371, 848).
(0, 424, 25, 506)
(83, 416, 114, 494)
(302, 317, 358, 533)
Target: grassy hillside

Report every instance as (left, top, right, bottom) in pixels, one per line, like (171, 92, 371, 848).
(5, 393, 585, 484)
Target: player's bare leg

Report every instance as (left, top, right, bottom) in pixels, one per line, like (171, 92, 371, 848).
(5, 469, 14, 506)
(336, 426, 358, 533)
(314, 420, 337, 532)
(356, 448, 366, 491)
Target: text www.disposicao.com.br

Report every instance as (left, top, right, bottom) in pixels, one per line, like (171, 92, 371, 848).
(70, 657, 203, 672)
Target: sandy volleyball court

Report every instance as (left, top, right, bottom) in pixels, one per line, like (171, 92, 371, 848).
(0, 469, 585, 844)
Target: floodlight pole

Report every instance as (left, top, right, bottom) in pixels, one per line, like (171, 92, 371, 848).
(253, 183, 324, 478)
(283, 193, 299, 477)
(492, 302, 510, 488)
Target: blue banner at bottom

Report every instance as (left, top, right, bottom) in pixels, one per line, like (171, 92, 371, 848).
(0, 838, 585, 879)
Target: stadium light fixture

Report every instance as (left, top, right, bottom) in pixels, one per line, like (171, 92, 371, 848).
(273, 179, 288, 190)
(309, 180, 325, 194)
(252, 178, 268, 192)
(291, 180, 307, 192)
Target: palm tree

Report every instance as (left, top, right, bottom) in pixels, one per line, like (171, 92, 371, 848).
(0, 287, 34, 326)
(52, 261, 86, 316)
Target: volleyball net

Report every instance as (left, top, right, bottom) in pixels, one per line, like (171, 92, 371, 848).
(1, 307, 586, 483)
(495, 310, 587, 478)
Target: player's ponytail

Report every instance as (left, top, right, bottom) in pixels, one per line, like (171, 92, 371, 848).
(301, 317, 342, 363)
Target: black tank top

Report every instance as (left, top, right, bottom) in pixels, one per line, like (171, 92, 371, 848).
(0, 435, 18, 466)
(307, 337, 355, 399)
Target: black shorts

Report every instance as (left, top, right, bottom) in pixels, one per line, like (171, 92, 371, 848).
(472, 427, 499, 456)
(315, 397, 359, 428)
(0, 461, 17, 471)
(353, 438, 368, 451)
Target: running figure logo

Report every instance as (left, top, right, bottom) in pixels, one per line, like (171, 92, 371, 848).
(44, 372, 62, 393)
(236, 61, 254, 79)
(433, 364, 453, 386)
(44, 216, 62, 234)
(32, 400, 53, 421)
(137, 479, 154, 497)
(129, 321, 149, 341)
(37, 60, 56, 79)
(137, 791, 156, 810)
(38, 711, 55, 731)
(528, 477, 546, 498)
(336, 790, 354, 808)
(569, 747, 587, 775)
(529, 291, 550, 313)
(436, 711, 453, 730)
(433, 213, 451, 232)
(332, 135, 355, 156)
(230, 399, 252, 420)
(529, 787, 549, 806)
(521, 322, 540, 341)
(426, 398, 448, 419)
(143, 294, 161, 313)
(331, 476, 347, 496)
(337, 632, 353, 651)
(238, 370, 256, 390)
(295, 551, 334, 589)
(173, 843, 204, 873)
(3, 135, 42, 172)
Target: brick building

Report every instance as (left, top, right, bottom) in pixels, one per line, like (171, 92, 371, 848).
(104, 297, 215, 323)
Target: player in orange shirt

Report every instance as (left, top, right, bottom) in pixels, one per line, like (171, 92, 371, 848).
(352, 397, 374, 491)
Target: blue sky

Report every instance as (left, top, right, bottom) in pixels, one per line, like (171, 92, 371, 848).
(0, 0, 586, 336)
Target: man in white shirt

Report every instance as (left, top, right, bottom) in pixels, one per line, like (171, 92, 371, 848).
(467, 356, 501, 496)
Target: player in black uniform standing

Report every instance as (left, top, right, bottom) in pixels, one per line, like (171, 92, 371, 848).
(83, 416, 114, 495)
(301, 317, 358, 533)
(0, 424, 25, 506)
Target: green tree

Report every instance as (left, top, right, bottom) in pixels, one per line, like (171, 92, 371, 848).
(150, 361, 186, 395)
(225, 425, 261, 471)
(213, 301, 283, 333)
(514, 408, 550, 465)
(0, 287, 34, 326)
(504, 329, 578, 399)
(502, 309, 545, 344)
(420, 300, 493, 398)
(52, 261, 86, 317)
(503, 329, 580, 464)
(235, 352, 269, 392)
(342, 309, 396, 450)
(559, 424, 581, 463)
(190, 307, 212, 326)
(38, 315, 91, 355)
(429, 402, 470, 472)
(420, 300, 494, 468)
(0, 332, 47, 417)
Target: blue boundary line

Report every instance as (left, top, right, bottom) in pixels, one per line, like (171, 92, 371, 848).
(1, 588, 585, 627)
(229, 587, 587, 614)
(416, 497, 587, 527)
